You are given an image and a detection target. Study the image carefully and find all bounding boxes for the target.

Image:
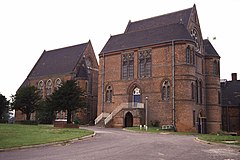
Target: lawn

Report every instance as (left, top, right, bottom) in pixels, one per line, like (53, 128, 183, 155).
(198, 134, 240, 145)
(0, 124, 94, 149)
(126, 126, 196, 135)
(126, 127, 240, 145)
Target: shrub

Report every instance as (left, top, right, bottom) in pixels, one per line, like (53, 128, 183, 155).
(150, 120, 160, 127)
(73, 118, 80, 125)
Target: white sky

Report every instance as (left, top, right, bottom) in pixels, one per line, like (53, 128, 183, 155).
(0, 0, 240, 99)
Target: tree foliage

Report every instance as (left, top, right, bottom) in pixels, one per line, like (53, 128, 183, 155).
(48, 80, 86, 123)
(12, 86, 41, 120)
(37, 100, 55, 124)
(0, 93, 9, 122)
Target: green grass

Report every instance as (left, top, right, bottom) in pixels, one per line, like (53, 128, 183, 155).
(126, 127, 240, 145)
(0, 124, 94, 149)
(125, 126, 196, 135)
(198, 134, 240, 145)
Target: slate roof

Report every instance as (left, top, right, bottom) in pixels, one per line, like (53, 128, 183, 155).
(124, 7, 192, 33)
(28, 42, 88, 78)
(101, 24, 194, 54)
(203, 39, 220, 57)
(221, 80, 240, 107)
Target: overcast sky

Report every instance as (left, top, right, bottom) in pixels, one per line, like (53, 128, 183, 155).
(0, 0, 239, 98)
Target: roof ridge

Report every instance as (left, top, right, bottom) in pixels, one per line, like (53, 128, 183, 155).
(113, 23, 186, 38)
(129, 7, 192, 25)
(46, 42, 89, 53)
(101, 23, 193, 54)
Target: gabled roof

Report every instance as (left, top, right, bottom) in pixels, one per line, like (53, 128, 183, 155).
(28, 42, 89, 78)
(221, 80, 240, 107)
(124, 7, 192, 33)
(203, 39, 220, 57)
(101, 24, 194, 54)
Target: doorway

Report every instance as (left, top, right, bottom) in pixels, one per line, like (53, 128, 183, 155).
(197, 112, 206, 134)
(125, 112, 133, 127)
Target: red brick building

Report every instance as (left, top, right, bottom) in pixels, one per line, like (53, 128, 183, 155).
(221, 73, 240, 132)
(96, 5, 221, 133)
(16, 41, 98, 125)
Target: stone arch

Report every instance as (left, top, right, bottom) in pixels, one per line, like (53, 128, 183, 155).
(124, 112, 133, 127)
(127, 82, 143, 103)
(197, 109, 206, 134)
(105, 83, 113, 103)
(160, 78, 171, 101)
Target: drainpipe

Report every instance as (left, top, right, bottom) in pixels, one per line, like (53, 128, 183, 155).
(102, 53, 105, 113)
(172, 40, 176, 131)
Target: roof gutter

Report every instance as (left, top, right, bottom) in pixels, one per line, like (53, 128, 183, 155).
(100, 39, 195, 55)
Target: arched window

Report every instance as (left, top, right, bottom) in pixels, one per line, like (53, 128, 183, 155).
(213, 60, 220, 76)
(191, 82, 194, 100)
(133, 87, 141, 103)
(213, 61, 217, 75)
(192, 47, 195, 65)
(106, 85, 113, 103)
(139, 49, 152, 78)
(217, 61, 220, 75)
(191, 28, 200, 50)
(38, 80, 44, 97)
(55, 78, 62, 90)
(199, 80, 202, 104)
(122, 52, 134, 80)
(186, 46, 190, 64)
(162, 80, 170, 101)
(196, 80, 198, 104)
(46, 79, 52, 96)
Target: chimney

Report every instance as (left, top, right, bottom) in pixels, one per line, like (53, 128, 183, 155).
(232, 73, 237, 81)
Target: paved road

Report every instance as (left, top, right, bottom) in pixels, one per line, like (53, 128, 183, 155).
(0, 126, 240, 160)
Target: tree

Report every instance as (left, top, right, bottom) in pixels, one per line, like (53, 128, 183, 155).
(48, 80, 86, 123)
(0, 93, 9, 122)
(37, 100, 55, 124)
(12, 86, 41, 120)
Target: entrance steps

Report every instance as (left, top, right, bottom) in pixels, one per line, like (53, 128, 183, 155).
(95, 103, 144, 127)
(94, 112, 109, 127)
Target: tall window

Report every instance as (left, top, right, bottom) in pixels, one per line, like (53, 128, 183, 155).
(46, 79, 52, 96)
(192, 47, 195, 65)
(55, 78, 62, 90)
(186, 46, 190, 64)
(38, 80, 44, 97)
(199, 80, 202, 104)
(196, 80, 198, 104)
(213, 60, 220, 75)
(191, 82, 194, 100)
(191, 28, 200, 50)
(139, 49, 152, 78)
(106, 85, 113, 103)
(122, 52, 134, 80)
(133, 87, 141, 103)
(162, 80, 170, 101)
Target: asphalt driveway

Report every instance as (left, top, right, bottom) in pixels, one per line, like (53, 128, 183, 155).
(0, 126, 239, 160)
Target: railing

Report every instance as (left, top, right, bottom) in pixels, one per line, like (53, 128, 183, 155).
(104, 102, 144, 126)
(94, 112, 110, 125)
(127, 102, 144, 108)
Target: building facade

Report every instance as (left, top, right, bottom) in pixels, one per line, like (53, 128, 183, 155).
(96, 5, 221, 133)
(221, 73, 240, 132)
(16, 41, 98, 125)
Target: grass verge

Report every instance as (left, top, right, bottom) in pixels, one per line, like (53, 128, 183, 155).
(198, 134, 240, 145)
(125, 127, 196, 135)
(125, 127, 240, 145)
(0, 124, 94, 149)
